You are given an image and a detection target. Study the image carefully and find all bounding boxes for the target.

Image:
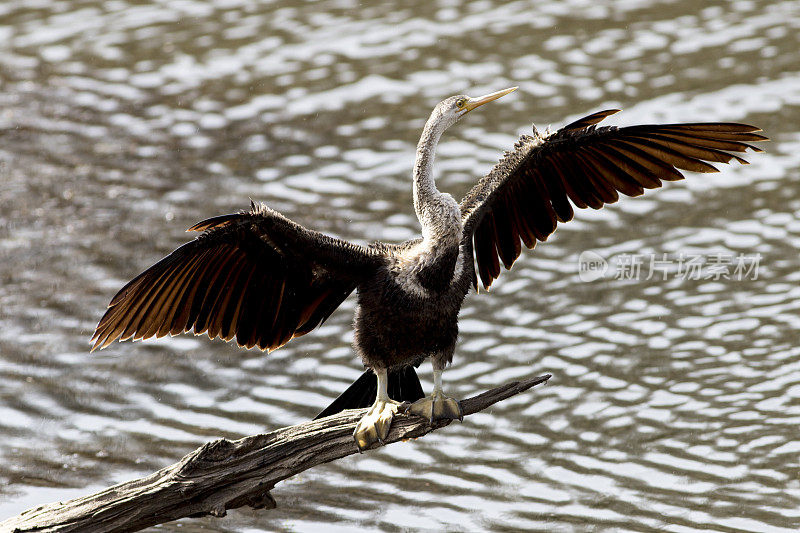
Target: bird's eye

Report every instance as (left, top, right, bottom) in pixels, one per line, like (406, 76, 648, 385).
(456, 98, 467, 109)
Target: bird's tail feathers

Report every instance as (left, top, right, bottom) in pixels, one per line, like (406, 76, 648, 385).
(314, 366, 424, 420)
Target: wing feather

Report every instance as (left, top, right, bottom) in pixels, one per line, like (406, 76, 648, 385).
(509, 181, 538, 247)
(548, 152, 589, 208)
(536, 162, 572, 223)
(460, 111, 767, 289)
(92, 203, 382, 352)
(581, 147, 645, 196)
(491, 200, 520, 269)
(643, 132, 750, 164)
(639, 131, 763, 153)
(170, 249, 217, 335)
(577, 148, 620, 204)
(606, 139, 684, 181)
(622, 136, 720, 173)
(474, 214, 500, 288)
(151, 254, 206, 338)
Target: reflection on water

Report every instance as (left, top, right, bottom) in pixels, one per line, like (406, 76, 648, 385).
(1, 0, 799, 531)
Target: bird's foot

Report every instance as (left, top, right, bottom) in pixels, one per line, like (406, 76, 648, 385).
(353, 398, 401, 451)
(404, 390, 462, 424)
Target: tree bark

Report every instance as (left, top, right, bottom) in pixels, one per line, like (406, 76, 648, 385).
(2, 374, 551, 533)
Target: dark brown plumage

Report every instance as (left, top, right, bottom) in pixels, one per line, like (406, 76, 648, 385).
(459, 111, 767, 288)
(92, 202, 382, 352)
(92, 93, 766, 449)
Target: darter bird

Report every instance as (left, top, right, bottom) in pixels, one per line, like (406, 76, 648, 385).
(91, 87, 766, 450)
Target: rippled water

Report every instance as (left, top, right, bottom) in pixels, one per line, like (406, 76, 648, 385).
(1, 0, 799, 531)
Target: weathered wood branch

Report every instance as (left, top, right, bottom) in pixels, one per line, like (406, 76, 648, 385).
(2, 374, 551, 533)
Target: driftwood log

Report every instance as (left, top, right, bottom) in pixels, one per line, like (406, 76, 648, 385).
(2, 374, 551, 533)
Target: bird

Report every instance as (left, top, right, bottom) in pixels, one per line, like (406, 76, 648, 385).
(91, 87, 767, 450)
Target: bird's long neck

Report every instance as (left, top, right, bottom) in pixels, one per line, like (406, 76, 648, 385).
(413, 115, 455, 244)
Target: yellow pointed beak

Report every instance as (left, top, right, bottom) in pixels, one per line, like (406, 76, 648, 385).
(464, 86, 518, 112)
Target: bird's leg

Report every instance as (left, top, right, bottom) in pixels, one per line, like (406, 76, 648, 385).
(405, 365, 462, 423)
(353, 368, 401, 451)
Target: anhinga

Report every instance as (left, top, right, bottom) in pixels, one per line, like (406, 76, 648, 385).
(91, 87, 766, 450)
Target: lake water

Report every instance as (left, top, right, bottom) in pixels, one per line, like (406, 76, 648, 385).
(1, 0, 799, 531)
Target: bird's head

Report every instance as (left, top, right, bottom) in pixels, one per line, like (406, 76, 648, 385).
(429, 86, 518, 131)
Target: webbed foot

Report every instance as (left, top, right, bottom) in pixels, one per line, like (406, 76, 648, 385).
(353, 398, 401, 451)
(405, 391, 462, 424)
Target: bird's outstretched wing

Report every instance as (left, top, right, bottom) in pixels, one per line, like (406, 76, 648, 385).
(91, 202, 383, 352)
(459, 110, 767, 289)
